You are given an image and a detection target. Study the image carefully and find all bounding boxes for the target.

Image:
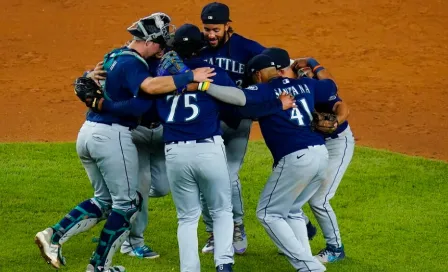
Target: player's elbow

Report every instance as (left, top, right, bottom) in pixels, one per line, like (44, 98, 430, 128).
(140, 77, 159, 95)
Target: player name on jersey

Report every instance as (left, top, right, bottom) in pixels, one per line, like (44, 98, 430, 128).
(203, 57, 245, 75)
(273, 83, 312, 98)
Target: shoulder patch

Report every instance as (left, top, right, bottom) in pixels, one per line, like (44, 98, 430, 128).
(246, 85, 258, 90)
(328, 95, 337, 101)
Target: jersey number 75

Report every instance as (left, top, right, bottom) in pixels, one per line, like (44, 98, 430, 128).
(166, 94, 200, 122)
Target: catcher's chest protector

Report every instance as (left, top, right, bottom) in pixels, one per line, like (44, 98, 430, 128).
(100, 48, 149, 100)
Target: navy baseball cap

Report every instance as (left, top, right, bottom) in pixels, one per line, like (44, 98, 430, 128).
(174, 24, 202, 44)
(246, 54, 277, 76)
(201, 2, 232, 24)
(261, 47, 291, 69)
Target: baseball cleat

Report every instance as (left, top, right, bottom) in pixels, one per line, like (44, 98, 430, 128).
(307, 221, 317, 240)
(127, 245, 160, 259)
(315, 244, 345, 263)
(216, 263, 233, 272)
(34, 228, 66, 269)
(201, 233, 215, 254)
(233, 223, 248, 254)
(86, 264, 126, 272)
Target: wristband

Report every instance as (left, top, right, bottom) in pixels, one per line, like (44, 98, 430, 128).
(198, 82, 211, 91)
(313, 65, 324, 73)
(306, 58, 320, 70)
(173, 71, 194, 89)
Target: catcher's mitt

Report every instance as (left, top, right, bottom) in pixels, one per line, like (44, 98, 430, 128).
(156, 50, 190, 77)
(73, 77, 104, 111)
(312, 111, 339, 134)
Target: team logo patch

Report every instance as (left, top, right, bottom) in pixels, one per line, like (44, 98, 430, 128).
(246, 85, 258, 90)
(328, 95, 337, 101)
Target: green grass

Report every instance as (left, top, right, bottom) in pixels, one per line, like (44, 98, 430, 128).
(0, 142, 447, 272)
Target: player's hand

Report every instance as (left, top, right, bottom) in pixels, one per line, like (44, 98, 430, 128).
(279, 92, 297, 110)
(185, 83, 199, 91)
(85, 97, 104, 112)
(291, 58, 309, 70)
(86, 61, 107, 82)
(193, 67, 216, 82)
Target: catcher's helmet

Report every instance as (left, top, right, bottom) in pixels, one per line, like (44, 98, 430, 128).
(127, 12, 175, 47)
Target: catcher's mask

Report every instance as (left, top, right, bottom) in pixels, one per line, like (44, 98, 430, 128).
(127, 12, 175, 49)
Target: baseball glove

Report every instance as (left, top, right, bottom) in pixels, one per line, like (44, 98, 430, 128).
(156, 50, 190, 76)
(312, 111, 339, 134)
(73, 76, 104, 112)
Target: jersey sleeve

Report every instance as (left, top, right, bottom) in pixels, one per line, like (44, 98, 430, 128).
(122, 58, 150, 97)
(314, 79, 338, 104)
(242, 84, 275, 105)
(233, 99, 283, 119)
(101, 97, 152, 117)
(247, 39, 266, 57)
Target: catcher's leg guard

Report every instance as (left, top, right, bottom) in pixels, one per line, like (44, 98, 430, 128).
(90, 194, 142, 271)
(51, 198, 111, 245)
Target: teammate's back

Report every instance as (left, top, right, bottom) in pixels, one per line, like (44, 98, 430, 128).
(248, 76, 338, 163)
(154, 23, 236, 272)
(156, 58, 235, 142)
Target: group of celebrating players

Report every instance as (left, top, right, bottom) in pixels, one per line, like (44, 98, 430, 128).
(34, 2, 355, 272)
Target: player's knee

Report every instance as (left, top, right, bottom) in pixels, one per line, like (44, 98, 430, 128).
(111, 192, 143, 223)
(149, 184, 170, 197)
(158, 184, 171, 196)
(256, 208, 284, 224)
(309, 200, 329, 214)
(177, 208, 201, 223)
(256, 208, 268, 223)
(209, 206, 232, 220)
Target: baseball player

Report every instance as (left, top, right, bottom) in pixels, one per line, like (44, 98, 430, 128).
(187, 53, 345, 271)
(197, 2, 266, 255)
(290, 55, 354, 263)
(154, 24, 295, 272)
(261, 47, 353, 263)
(83, 31, 169, 262)
(34, 13, 215, 272)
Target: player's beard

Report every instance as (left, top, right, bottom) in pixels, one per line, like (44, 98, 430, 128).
(208, 31, 228, 49)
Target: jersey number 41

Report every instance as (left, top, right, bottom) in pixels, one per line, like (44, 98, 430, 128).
(290, 98, 313, 126)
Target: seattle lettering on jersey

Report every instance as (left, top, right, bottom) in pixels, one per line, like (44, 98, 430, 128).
(203, 57, 245, 75)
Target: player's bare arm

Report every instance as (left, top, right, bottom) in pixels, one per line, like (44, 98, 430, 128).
(140, 67, 216, 95)
(332, 101, 350, 125)
(291, 58, 335, 81)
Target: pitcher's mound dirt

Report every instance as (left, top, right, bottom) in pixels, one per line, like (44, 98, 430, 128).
(0, 0, 447, 160)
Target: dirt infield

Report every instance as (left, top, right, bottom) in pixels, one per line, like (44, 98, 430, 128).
(1, 0, 447, 160)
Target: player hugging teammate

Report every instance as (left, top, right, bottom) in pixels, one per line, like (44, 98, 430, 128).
(34, 2, 354, 272)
